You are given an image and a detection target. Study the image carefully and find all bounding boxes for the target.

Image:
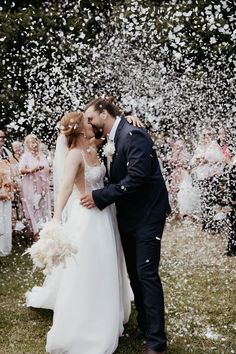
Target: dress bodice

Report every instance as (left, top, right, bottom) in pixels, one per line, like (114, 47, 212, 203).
(83, 158, 106, 192)
(66, 154, 106, 219)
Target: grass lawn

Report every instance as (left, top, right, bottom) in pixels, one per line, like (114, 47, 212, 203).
(0, 220, 235, 354)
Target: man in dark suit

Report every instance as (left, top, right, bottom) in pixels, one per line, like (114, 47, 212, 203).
(81, 98, 171, 354)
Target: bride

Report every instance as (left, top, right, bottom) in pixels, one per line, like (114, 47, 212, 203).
(26, 111, 132, 354)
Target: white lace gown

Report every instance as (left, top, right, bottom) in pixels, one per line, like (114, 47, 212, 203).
(26, 160, 132, 354)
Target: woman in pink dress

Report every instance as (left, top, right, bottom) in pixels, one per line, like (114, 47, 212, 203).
(217, 127, 232, 163)
(11, 141, 25, 231)
(19, 134, 51, 241)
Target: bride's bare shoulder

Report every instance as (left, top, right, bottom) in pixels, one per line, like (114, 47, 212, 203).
(65, 148, 83, 164)
(67, 147, 83, 154)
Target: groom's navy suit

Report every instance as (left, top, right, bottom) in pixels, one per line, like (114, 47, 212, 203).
(93, 117, 171, 352)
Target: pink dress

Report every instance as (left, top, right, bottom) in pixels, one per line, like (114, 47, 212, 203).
(221, 144, 231, 161)
(19, 151, 51, 234)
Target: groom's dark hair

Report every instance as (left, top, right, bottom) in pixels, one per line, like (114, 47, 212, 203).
(85, 96, 122, 118)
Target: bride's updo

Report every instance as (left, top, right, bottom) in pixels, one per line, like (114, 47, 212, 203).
(60, 111, 84, 148)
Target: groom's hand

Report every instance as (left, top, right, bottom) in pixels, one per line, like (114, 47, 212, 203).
(80, 193, 96, 209)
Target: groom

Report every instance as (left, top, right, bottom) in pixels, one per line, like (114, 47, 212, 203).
(81, 97, 171, 354)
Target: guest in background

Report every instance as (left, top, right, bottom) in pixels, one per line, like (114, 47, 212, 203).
(0, 128, 16, 163)
(19, 134, 51, 241)
(176, 166, 201, 220)
(217, 127, 231, 163)
(40, 142, 50, 158)
(12, 141, 24, 162)
(11, 141, 25, 232)
(226, 155, 236, 256)
(0, 129, 14, 255)
(191, 128, 227, 231)
(169, 139, 190, 216)
(159, 134, 174, 184)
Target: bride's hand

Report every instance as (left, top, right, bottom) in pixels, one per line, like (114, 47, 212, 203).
(126, 115, 144, 128)
(80, 193, 96, 209)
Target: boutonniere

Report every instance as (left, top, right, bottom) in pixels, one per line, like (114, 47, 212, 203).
(103, 140, 116, 158)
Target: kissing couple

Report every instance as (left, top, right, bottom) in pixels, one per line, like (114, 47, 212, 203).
(26, 96, 171, 354)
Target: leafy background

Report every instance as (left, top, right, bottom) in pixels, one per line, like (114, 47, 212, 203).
(0, 0, 235, 146)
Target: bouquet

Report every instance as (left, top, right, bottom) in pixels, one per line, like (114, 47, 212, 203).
(24, 221, 78, 275)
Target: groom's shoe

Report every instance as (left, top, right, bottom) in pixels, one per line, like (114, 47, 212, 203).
(143, 348, 166, 354)
(130, 326, 145, 340)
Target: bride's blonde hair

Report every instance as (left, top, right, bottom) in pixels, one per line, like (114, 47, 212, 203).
(60, 111, 84, 148)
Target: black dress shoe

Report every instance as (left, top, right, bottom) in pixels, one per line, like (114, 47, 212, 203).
(143, 348, 166, 354)
(131, 326, 145, 340)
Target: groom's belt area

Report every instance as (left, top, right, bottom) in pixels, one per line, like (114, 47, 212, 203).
(116, 193, 170, 221)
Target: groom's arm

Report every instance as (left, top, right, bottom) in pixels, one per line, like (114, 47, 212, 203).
(92, 130, 154, 210)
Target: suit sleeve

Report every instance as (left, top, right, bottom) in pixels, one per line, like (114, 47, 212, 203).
(93, 130, 154, 210)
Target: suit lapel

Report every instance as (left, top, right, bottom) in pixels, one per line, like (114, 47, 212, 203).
(103, 155, 109, 178)
(110, 117, 126, 178)
(114, 117, 126, 146)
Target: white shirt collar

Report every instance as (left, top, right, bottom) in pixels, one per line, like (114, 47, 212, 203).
(108, 116, 121, 142)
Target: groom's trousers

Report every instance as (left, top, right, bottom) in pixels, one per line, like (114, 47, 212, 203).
(120, 219, 167, 352)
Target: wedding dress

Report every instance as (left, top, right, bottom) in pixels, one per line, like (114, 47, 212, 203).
(26, 153, 132, 354)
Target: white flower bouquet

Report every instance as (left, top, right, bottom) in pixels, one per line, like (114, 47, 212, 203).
(103, 140, 116, 158)
(24, 221, 78, 275)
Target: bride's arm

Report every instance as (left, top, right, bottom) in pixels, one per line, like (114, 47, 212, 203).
(53, 149, 82, 222)
(125, 115, 144, 127)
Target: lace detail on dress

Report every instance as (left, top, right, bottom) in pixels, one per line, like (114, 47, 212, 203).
(82, 153, 106, 192)
(68, 152, 105, 212)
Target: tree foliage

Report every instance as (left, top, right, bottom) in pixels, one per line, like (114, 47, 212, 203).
(0, 0, 235, 144)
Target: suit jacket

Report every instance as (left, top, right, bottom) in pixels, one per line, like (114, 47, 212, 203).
(93, 118, 171, 232)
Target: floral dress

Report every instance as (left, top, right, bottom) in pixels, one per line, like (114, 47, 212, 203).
(19, 151, 51, 234)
